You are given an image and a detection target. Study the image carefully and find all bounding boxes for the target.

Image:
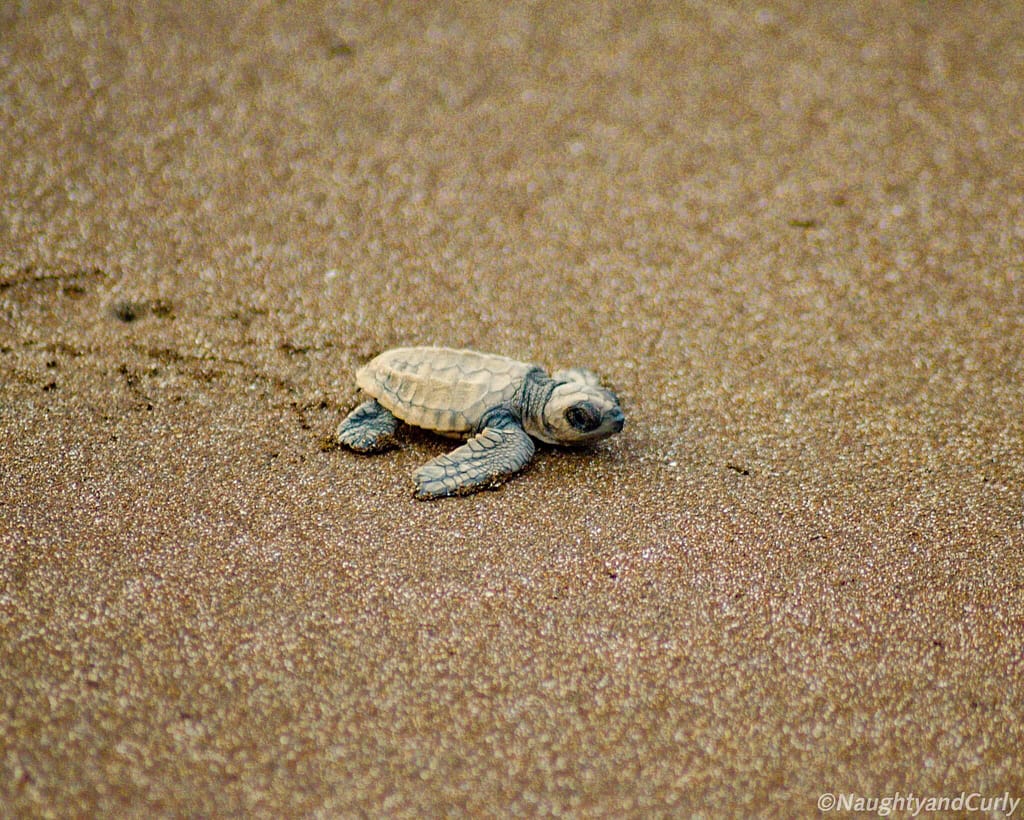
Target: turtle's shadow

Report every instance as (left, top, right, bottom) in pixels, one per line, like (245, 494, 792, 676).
(397, 425, 605, 459)
(398, 425, 457, 454)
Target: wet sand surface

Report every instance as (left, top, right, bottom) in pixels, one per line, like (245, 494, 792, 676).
(2, 2, 1022, 815)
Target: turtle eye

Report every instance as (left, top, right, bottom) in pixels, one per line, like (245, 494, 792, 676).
(565, 403, 600, 432)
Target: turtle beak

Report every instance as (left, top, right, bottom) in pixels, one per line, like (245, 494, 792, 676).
(608, 408, 625, 433)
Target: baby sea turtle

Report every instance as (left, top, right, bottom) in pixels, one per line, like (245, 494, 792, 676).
(336, 346, 625, 499)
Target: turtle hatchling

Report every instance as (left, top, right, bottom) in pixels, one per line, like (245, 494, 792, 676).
(336, 346, 625, 499)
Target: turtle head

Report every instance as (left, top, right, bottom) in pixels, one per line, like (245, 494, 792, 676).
(536, 381, 625, 446)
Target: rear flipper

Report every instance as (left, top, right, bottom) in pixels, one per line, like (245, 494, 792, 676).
(413, 413, 535, 500)
(337, 399, 398, 453)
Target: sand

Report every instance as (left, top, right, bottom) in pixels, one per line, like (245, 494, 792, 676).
(2, 1, 1022, 815)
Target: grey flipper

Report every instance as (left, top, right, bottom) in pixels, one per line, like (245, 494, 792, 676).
(413, 412, 535, 500)
(337, 399, 398, 453)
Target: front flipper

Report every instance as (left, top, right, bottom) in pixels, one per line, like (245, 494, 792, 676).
(413, 414, 535, 500)
(337, 399, 398, 453)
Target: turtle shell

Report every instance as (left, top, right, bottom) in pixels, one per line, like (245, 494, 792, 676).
(356, 347, 537, 434)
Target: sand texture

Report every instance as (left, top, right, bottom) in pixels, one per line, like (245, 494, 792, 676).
(2, 1, 1022, 815)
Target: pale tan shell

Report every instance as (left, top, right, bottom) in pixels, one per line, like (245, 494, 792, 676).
(356, 347, 536, 434)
